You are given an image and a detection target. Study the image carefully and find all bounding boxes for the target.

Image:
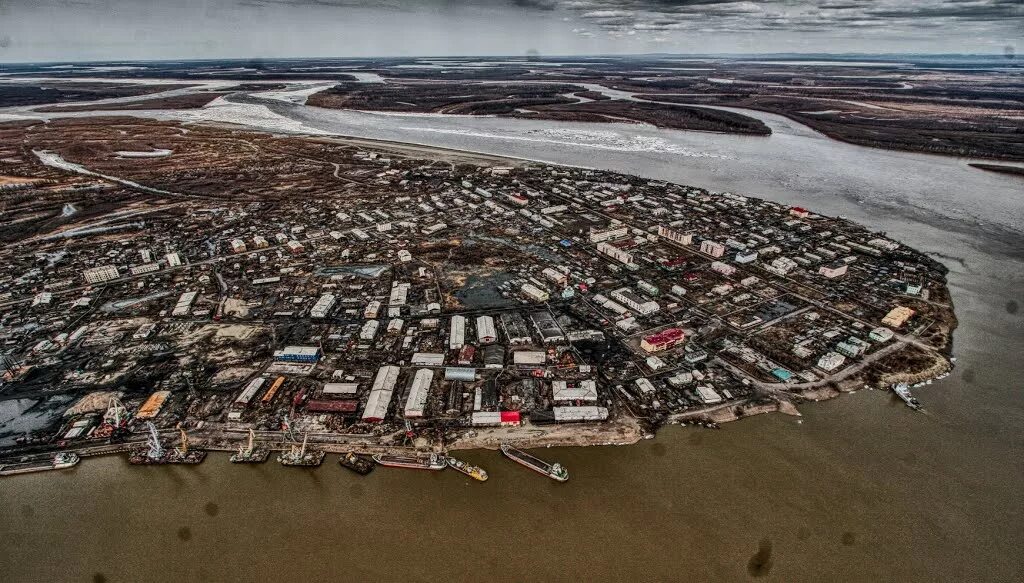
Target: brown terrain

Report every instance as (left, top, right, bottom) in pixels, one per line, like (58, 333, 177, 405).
(0, 82, 194, 108)
(36, 92, 227, 112)
(306, 81, 772, 135)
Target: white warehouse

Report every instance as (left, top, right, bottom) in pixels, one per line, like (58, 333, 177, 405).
(403, 369, 434, 418)
(475, 315, 497, 344)
(310, 293, 336, 319)
(449, 315, 466, 351)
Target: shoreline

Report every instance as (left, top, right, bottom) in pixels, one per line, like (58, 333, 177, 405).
(0, 351, 954, 468)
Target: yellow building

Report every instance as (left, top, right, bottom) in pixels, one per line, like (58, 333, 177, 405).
(882, 306, 915, 328)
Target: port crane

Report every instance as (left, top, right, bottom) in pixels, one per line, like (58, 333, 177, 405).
(176, 428, 190, 457)
(144, 422, 164, 460)
(104, 396, 129, 427)
(241, 429, 256, 456)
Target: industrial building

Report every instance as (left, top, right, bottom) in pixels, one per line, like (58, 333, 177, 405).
(171, 291, 197, 317)
(273, 346, 321, 363)
(552, 406, 609, 422)
(403, 369, 433, 418)
(411, 352, 445, 366)
(500, 313, 533, 345)
(234, 377, 267, 408)
(475, 315, 497, 344)
(449, 315, 466, 350)
(521, 283, 549, 303)
(552, 380, 598, 402)
(530, 311, 566, 344)
(362, 365, 400, 422)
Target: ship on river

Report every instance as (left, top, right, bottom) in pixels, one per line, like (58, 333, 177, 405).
(445, 456, 488, 481)
(339, 452, 374, 475)
(372, 452, 446, 471)
(500, 444, 568, 482)
(0, 452, 80, 476)
(892, 383, 923, 411)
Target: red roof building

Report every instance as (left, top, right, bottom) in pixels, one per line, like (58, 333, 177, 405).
(458, 345, 476, 366)
(305, 399, 359, 414)
(640, 328, 685, 353)
(500, 411, 521, 426)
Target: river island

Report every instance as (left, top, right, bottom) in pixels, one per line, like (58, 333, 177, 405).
(0, 116, 957, 471)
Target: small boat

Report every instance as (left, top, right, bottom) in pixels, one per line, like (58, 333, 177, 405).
(0, 452, 80, 476)
(500, 444, 568, 482)
(892, 383, 923, 411)
(445, 456, 488, 481)
(339, 452, 374, 475)
(230, 429, 269, 464)
(278, 433, 325, 467)
(372, 452, 446, 471)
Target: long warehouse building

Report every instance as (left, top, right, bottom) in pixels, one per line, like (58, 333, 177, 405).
(476, 315, 497, 344)
(449, 315, 466, 351)
(362, 365, 400, 423)
(403, 369, 434, 418)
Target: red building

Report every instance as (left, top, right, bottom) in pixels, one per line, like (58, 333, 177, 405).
(500, 411, 521, 426)
(458, 345, 476, 366)
(640, 328, 685, 353)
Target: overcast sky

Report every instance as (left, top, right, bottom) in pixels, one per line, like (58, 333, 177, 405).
(0, 0, 1020, 63)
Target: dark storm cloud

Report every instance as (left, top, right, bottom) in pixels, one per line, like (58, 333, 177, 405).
(0, 0, 1020, 61)
(510, 0, 559, 9)
(557, 0, 1022, 38)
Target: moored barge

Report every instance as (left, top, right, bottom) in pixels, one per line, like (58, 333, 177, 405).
(500, 444, 568, 482)
(372, 452, 446, 471)
(0, 452, 80, 476)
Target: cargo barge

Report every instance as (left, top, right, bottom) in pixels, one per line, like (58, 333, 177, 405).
(445, 456, 488, 481)
(129, 425, 206, 465)
(339, 452, 374, 475)
(230, 430, 270, 464)
(500, 444, 568, 482)
(278, 433, 324, 467)
(372, 452, 446, 471)
(0, 452, 80, 476)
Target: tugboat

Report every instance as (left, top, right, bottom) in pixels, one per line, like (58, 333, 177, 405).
(129, 423, 206, 465)
(277, 433, 325, 467)
(0, 452, 80, 476)
(892, 382, 923, 411)
(230, 429, 270, 464)
(445, 455, 488, 481)
(371, 452, 447, 470)
(500, 444, 568, 482)
(339, 452, 374, 475)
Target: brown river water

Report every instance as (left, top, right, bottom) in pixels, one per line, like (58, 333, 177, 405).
(0, 91, 1022, 582)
